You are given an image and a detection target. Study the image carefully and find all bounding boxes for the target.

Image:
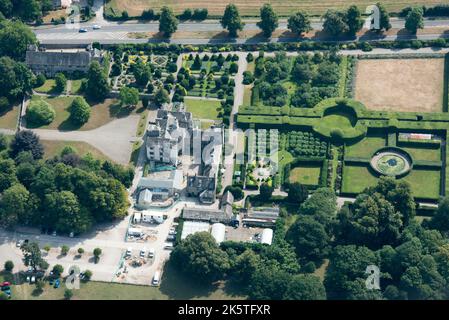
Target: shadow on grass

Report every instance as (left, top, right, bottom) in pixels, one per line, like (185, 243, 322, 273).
(159, 260, 218, 299)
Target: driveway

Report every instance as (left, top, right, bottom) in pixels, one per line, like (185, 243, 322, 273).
(32, 115, 140, 165)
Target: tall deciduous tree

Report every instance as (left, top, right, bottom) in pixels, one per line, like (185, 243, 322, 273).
(405, 7, 424, 34)
(221, 4, 244, 37)
(171, 232, 230, 283)
(257, 3, 278, 38)
(287, 182, 308, 204)
(284, 274, 326, 300)
(322, 10, 348, 37)
(0, 56, 34, 100)
(119, 87, 139, 108)
(0, 20, 37, 60)
(159, 6, 178, 37)
(86, 61, 110, 102)
(0, 183, 31, 228)
(21, 241, 46, 272)
(377, 2, 391, 31)
(345, 5, 363, 37)
(287, 11, 312, 36)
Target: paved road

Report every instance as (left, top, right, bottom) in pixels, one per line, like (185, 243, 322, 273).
(34, 16, 449, 45)
(222, 51, 247, 191)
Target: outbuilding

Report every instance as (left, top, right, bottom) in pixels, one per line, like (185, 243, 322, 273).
(260, 228, 273, 245)
(211, 223, 226, 244)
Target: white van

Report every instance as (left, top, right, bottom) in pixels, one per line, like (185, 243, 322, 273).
(126, 247, 132, 257)
(152, 271, 160, 286)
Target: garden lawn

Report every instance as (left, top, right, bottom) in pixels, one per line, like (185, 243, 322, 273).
(41, 140, 112, 162)
(28, 96, 145, 131)
(341, 164, 378, 194)
(185, 98, 222, 121)
(0, 104, 20, 130)
(397, 144, 441, 162)
(345, 135, 387, 158)
(70, 79, 84, 95)
(400, 168, 441, 199)
(34, 79, 56, 94)
(288, 163, 321, 185)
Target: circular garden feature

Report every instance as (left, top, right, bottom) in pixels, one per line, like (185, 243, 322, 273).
(370, 147, 413, 177)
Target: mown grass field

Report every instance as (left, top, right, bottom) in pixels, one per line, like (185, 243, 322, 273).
(106, 0, 442, 17)
(288, 163, 321, 185)
(400, 168, 441, 199)
(341, 164, 378, 194)
(185, 97, 222, 121)
(41, 140, 112, 162)
(345, 135, 386, 158)
(0, 104, 20, 130)
(1, 261, 245, 300)
(397, 143, 441, 162)
(27, 96, 145, 131)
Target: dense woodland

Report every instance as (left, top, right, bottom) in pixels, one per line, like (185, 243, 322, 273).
(171, 179, 449, 300)
(0, 131, 133, 234)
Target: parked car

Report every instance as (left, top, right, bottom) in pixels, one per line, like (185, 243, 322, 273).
(164, 243, 174, 250)
(126, 247, 132, 257)
(140, 248, 146, 258)
(54, 279, 60, 288)
(16, 240, 23, 247)
(30, 276, 35, 284)
(152, 271, 160, 286)
(52, 231, 57, 237)
(92, 25, 101, 30)
(166, 235, 176, 242)
(148, 248, 155, 258)
(1, 282, 11, 288)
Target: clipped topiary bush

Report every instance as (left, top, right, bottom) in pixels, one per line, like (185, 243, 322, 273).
(27, 99, 55, 125)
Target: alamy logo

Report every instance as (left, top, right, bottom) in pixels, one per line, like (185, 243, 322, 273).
(65, 5, 81, 30)
(365, 5, 381, 30)
(65, 265, 80, 290)
(365, 265, 380, 290)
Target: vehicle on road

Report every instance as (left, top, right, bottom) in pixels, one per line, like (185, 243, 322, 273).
(52, 231, 57, 236)
(79, 28, 87, 33)
(92, 25, 101, 30)
(152, 271, 160, 286)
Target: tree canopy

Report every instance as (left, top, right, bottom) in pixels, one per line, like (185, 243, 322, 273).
(257, 4, 278, 38)
(221, 4, 244, 37)
(159, 6, 178, 37)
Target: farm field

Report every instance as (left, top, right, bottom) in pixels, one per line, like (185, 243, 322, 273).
(105, 0, 443, 17)
(354, 58, 445, 113)
(185, 98, 222, 121)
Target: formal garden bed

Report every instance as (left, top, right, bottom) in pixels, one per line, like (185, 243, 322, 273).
(111, 50, 179, 94)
